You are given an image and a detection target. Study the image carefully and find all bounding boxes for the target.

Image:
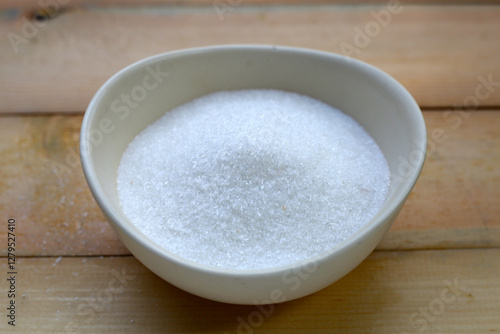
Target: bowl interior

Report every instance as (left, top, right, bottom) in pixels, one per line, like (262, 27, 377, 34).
(81, 45, 425, 270)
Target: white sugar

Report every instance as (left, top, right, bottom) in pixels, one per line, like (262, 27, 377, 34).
(117, 89, 390, 270)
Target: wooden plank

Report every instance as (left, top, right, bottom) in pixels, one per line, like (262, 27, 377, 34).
(379, 110, 500, 250)
(3, 0, 500, 11)
(0, 110, 498, 256)
(0, 115, 129, 256)
(0, 249, 498, 333)
(1, 5, 500, 112)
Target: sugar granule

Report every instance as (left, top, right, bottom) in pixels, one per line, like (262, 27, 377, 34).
(117, 89, 390, 270)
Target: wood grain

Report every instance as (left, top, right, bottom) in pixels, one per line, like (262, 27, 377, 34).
(1, 5, 500, 112)
(0, 110, 499, 256)
(4, 0, 500, 11)
(0, 115, 128, 256)
(0, 249, 497, 333)
(379, 111, 500, 250)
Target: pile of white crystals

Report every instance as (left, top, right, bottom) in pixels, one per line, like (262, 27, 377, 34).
(117, 89, 390, 270)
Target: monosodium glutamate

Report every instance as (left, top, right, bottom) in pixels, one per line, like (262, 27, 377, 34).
(117, 89, 390, 270)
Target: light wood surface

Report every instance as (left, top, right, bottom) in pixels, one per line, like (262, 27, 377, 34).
(1, 5, 500, 112)
(0, 1, 499, 333)
(4, 0, 500, 11)
(2, 250, 499, 333)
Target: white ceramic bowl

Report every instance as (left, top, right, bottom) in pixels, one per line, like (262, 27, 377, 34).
(80, 45, 426, 305)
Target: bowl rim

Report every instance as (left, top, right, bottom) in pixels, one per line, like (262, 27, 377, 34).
(80, 44, 426, 277)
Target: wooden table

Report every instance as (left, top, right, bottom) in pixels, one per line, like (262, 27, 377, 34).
(1, 1, 499, 333)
